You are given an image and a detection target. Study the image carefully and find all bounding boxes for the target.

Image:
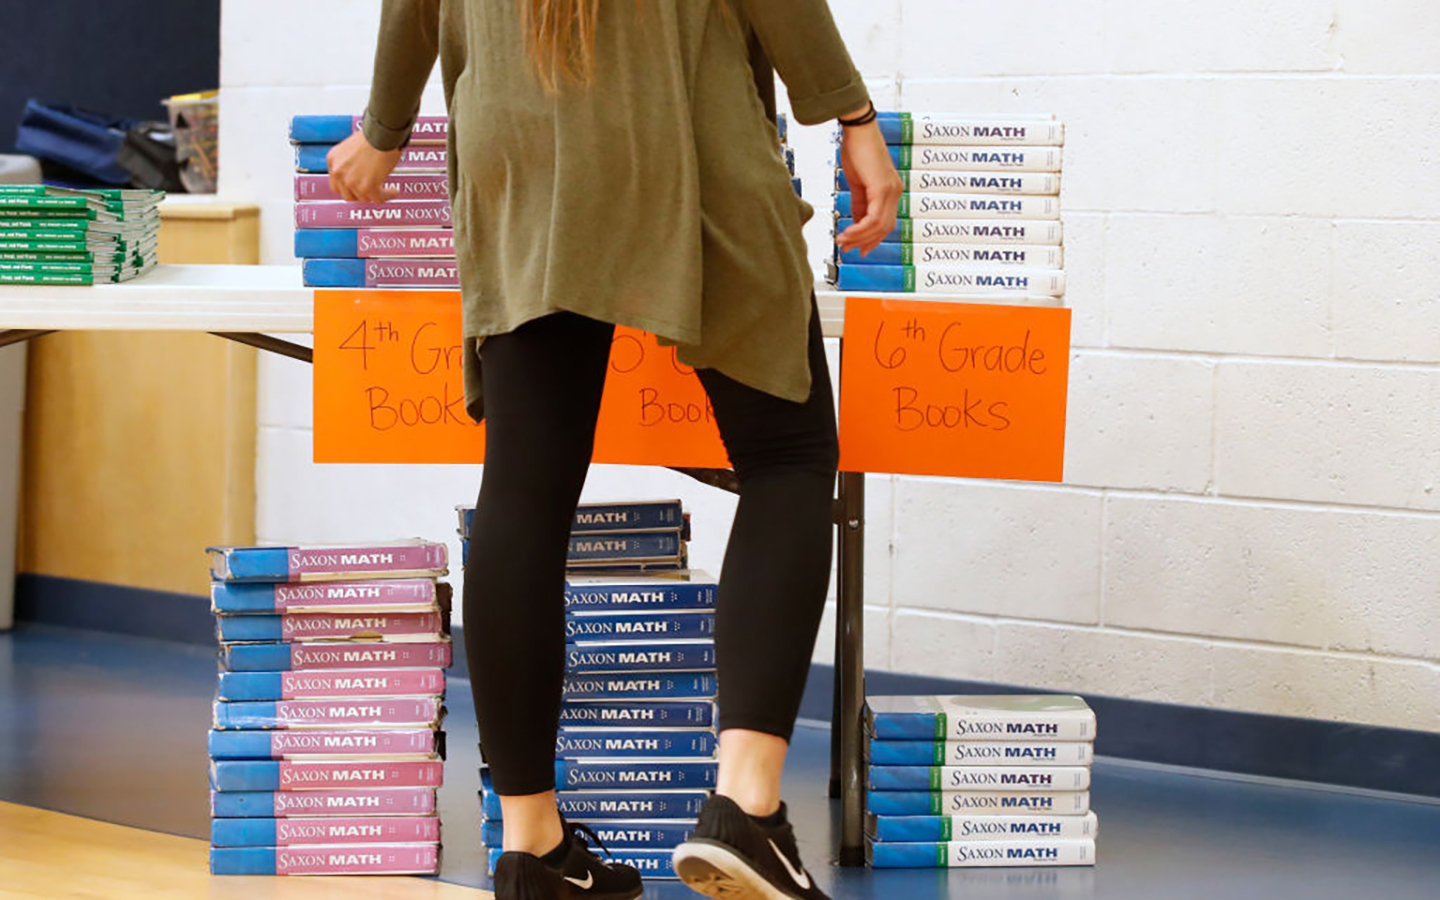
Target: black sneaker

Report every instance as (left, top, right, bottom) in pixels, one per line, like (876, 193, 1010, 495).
(673, 795, 829, 900)
(493, 821, 643, 900)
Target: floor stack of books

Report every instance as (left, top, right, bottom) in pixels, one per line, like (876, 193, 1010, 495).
(205, 539, 454, 876)
(829, 112, 1065, 300)
(462, 499, 718, 882)
(0, 185, 162, 285)
(289, 115, 457, 289)
(864, 694, 1098, 869)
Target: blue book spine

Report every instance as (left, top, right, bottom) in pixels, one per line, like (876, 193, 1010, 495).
(294, 228, 360, 258)
(555, 728, 717, 759)
(210, 819, 280, 848)
(209, 848, 278, 875)
(301, 258, 366, 287)
(215, 616, 284, 642)
(570, 501, 686, 533)
(293, 144, 331, 173)
(554, 760, 718, 791)
(209, 791, 280, 817)
(836, 243, 908, 266)
(558, 700, 714, 728)
(832, 264, 914, 292)
(563, 672, 717, 701)
(566, 641, 716, 673)
(563, 580, 717, 612)
(835, 217, 904, 244)
(866, 814, 947, 843)
(482, 789, 710, 821)
(217, 672, 285, 702)
(222, 643, 295, 672)
(482, 820, 695, 849)
(212, 547, 292, 582)
(210, 761, 283, 791)
(568, 533, 683, 562)
(868, 712, 944, 740)
(288, 115, 355, 143)
(565, 611, 715, 642)
(867, 741, 945, 765)
(487, 847, 676, 879)
(210, 582, 283, 613)
(835, 145, 910, 168)
(867, 791, 943, 816)
(215, 702, 282, 729)
(209, 730, 280, 759)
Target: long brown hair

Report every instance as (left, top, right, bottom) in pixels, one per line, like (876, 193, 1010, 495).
(524, 0, 602, 93)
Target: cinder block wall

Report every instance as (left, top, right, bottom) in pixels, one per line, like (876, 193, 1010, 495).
(221, 0, 1440, 731)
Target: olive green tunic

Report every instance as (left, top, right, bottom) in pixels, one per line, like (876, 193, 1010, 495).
(363, 0, 869, 421)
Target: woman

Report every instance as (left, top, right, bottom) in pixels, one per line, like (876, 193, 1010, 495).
(328, 2, 899, 898)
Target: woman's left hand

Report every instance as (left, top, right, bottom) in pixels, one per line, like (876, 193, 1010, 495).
(327, 132, 403, 203)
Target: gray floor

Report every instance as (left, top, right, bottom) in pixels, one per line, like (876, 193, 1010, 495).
(2, 624, 1438, 899)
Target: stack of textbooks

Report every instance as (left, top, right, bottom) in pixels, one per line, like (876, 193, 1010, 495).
(289, 115, 457, 289)
(0, 185, 162, 285)
(828, 112, 1065, 299)
(864, 695, 1098, 869)
(290, 112, 802, 288)
(457, 499, 690, 571)
(466, 499, 718, 881)
(205, 539, 453, 876)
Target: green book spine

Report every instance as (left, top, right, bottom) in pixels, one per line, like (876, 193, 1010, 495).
(939, 817, 953, 841)
(0, 271, 95, 285)
(0, 261, 115, 276)
(0, 196, 93, 211)
(0, 185, 47, 196)
(898, 219, 914, 242)
(0, 240, 89, 252)
(897, 195, 911, 217)
(0, 220, 92, 234)
(0, 251, 98, 263)
(0, 207, 99, 221)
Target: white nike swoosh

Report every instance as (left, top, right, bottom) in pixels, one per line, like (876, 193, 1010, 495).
(768, 838, 811, 891)
(564, 872, 595, 890)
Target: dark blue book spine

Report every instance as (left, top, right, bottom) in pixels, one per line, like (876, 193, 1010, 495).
(482, 820, 696, 849)
(557, 701, 715, 728)
(836, 243, 908, 266)
(211, 583, 284, 614)
(555, 728, 717, 759)
(210, 819, 279, 847)
(563, 580, 717, 612)
(482, 788, 709, 821)
(217, 672, 285, 701)
(210, 791, 280, 817)
(222, 643, 295, 672)
(567, 532, 684, 562)
(215, 615, 284, 642)
(555, 759, 717, 790)
(563, 672, 717, 701)
(301, 258, 366, 287)
(565, 641, 716, 673)
(209, 730, 278, 759)
(294, 229, 360, 258)
(565, 611, 716, 642)
(288, 116, 355, 143)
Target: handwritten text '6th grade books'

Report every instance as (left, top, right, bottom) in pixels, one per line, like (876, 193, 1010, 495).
(289, 114, 797, 287)
(206, 540, 452, 876)
(863, 695, 1098, 869)
(468, 499, 718, 880)
(829, 112, 1068, 299)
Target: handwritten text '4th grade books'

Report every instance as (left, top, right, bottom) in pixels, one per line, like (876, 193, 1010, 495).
(206, 540, 453, 877)
(864, 695, 1098, 869)
(830, 111, 1068, 299)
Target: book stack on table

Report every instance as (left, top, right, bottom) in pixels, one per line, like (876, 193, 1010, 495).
(0, 185, 162, 285)
(464, 499, 718, 881)
(864, 695, 1098, 869)
(829, 112, 1065, 298)
(205, 540, 453, 876)
(290, 113, 802, 288)
(290, 114, 458, 288)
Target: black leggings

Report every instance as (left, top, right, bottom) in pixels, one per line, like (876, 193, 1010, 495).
(464, 304, 839, 796)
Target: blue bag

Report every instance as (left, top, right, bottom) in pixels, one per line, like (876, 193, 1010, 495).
(15, 100, 141, 185)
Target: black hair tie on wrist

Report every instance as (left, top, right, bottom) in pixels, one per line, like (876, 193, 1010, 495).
(838, 101, 878, 128)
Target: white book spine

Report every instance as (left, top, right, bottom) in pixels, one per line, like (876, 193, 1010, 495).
(915, 267, 1065, 297)
(896, 244, 1065, 269)
(905, 171, 1060, 195)
(909, 146, 1062, 173)
(940, 765, 1091, 792)
(946, 839, 1095, 867)
(941, 740, 1092, 766)
(909, 119, 1065, 147)
(950, 812, 1099, 841)
(905, 193, 1060, 221)
(911, 220, 1064, 246)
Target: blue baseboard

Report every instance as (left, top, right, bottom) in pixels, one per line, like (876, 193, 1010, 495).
(12, 574, 1437, 799)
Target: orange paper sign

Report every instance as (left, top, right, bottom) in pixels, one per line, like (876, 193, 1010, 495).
(313, 290, 730, 468)
(837, 297, 1071, 481)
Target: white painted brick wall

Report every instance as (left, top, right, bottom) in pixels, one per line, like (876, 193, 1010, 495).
(223, 1, 1440, 732)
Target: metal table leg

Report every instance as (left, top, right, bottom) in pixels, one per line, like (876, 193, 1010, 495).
(210, 332, 314, 363)
(837, 470, 866, 866)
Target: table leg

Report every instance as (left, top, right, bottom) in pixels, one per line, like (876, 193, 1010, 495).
(0, 330, 55, 349)
(209, 332, 314, 363)
(837, 469, 866, 866)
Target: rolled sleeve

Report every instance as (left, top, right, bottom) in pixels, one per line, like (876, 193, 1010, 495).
(737, 0, 871, 126)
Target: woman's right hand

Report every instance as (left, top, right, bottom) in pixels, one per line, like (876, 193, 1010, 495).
(835, 109, 903, 257)
(327, 132, 403, 203)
